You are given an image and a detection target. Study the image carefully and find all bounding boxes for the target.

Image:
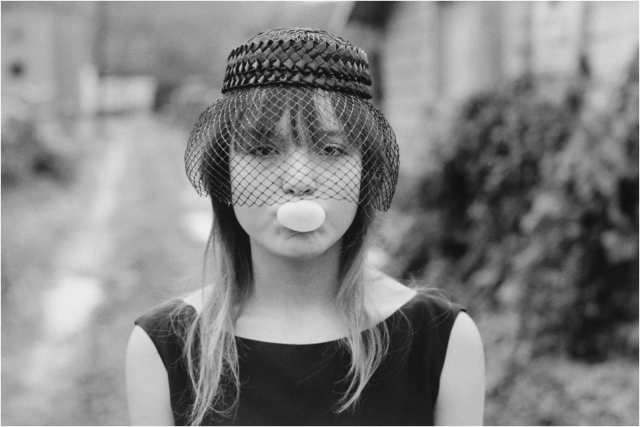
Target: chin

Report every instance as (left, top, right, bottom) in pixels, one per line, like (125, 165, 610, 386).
(280, 241, 330, 259)
(276, 233, 339, 259)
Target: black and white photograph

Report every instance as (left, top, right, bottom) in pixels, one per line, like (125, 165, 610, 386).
(2, 1, 638, 425)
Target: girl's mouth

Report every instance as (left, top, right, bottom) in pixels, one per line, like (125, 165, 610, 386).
(277, 201, 326, 232)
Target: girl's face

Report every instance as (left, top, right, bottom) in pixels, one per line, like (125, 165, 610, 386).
(231, 95, 360, 259)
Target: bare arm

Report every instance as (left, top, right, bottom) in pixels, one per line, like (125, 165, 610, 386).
(125, 326, 175, 426)
(434, 312, 485, 426)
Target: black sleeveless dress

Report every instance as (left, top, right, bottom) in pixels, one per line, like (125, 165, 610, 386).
(134, 293, 465, 426)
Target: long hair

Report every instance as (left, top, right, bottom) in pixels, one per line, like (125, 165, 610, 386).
(181, 86, 391, 425)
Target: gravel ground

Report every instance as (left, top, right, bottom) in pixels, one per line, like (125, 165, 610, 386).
(2, 114, 210, 425)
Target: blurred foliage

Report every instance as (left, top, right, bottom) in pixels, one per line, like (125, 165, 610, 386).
(483, 355, 638, 425)
(1, 97, 75, 188)
(382, 51, 638, 424)
(393, 50, 638, 362)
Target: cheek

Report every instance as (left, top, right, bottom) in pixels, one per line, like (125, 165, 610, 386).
(319, 155, 361, 202)
(230, 155, 287, 206)
(233, 205, 274, 236)
(326, 200, 359, 235)
(232, 204, 264, 236)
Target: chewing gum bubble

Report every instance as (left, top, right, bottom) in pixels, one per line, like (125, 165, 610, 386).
(277, 201, 326, 232)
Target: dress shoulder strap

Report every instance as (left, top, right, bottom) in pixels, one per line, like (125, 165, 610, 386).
(397, 291, 466, 403)
(134, 299, 197, 372)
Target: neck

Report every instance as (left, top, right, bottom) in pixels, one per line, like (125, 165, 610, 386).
(246, 240, 342, 313)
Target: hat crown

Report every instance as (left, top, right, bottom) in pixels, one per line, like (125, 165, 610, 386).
(222, 27, 372, 99)
(245, 27, 352, 45)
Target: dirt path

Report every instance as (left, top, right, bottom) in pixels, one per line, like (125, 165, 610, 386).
(2, 114, 210, 425)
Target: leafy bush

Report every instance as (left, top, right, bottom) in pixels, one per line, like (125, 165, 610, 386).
(393, 51, 638, 363)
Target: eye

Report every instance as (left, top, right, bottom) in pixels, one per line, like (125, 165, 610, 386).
(319, 144, 347, 156)
(248, 145, 279, 156)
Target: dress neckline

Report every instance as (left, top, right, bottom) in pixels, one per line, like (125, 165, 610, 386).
(181, 293, 421, 347)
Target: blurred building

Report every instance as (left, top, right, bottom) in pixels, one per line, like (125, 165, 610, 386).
(2, 2, 160, 120)
(1, 2, 97, 119)
(94, 2, 337, 111)
(342, 1, 639, 180)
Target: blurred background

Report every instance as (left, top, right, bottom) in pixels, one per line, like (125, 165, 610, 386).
(2, 1, 638, 425)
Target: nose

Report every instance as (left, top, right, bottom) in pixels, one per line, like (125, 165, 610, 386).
(281, 150, 317, 197)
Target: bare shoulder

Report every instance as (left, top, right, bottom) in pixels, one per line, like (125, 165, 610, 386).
(445, 312, 484, 375)
(434, 312, 485, 425)
(125, 326, 175, 425)
(127, 325, 158, 357)
(450, 312, 483, 350)
(364, 268, 417, 323)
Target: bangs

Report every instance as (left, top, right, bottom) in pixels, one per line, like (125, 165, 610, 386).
(233, 88, 357, 156)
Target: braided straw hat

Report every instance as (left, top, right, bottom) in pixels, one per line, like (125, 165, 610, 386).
(223, 27, 372, 99)
(185, 27, 399, 211)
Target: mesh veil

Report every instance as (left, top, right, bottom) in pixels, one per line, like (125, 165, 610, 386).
(184, 28, 399, 211)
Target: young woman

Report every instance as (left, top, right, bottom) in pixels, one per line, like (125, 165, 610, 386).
(126, 28, 484, 426)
